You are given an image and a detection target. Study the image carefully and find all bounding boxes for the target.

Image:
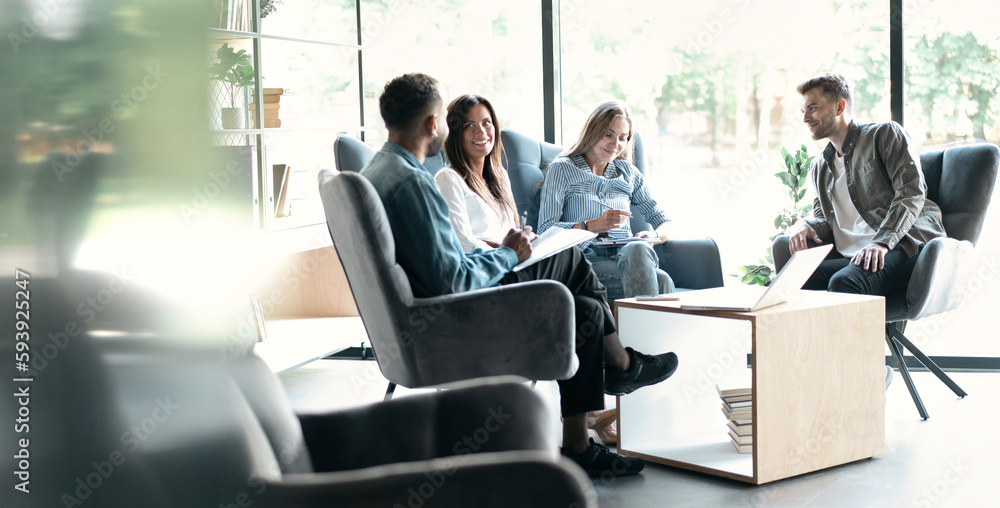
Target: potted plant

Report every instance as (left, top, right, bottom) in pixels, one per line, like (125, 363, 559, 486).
(734, 145, 815, 285)
(209, 43, 255, 129)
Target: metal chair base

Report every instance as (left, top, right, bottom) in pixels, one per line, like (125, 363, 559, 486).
(885, 322, 967, 419)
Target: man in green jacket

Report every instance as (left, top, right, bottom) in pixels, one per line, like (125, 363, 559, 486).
(789, 72, 945, 297)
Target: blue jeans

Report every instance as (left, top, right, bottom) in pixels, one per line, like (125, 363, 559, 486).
(584, 242, 675, 299)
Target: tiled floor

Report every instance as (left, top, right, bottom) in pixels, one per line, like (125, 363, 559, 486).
(279, 360, 998, 508)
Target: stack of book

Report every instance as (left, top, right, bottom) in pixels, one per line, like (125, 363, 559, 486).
(252, 88, 284, 128)
(717, 382, 753, 454)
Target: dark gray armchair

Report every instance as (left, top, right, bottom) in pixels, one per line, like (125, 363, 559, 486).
(120, 343, 595, 507)
(333, 135, 445, 176)
(773, 143, 1000, 419)
(318, 169, 578, 400)
(0, 273, 594, 508)
(501, 129, 725, 297)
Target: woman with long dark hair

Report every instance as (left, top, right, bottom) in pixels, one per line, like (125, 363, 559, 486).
(438, 95, 622, 445)
(435, 94, 519, 251)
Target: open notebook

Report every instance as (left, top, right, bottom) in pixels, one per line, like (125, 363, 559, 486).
(679, 244, 833, 312)
(512, 228, 596, 272)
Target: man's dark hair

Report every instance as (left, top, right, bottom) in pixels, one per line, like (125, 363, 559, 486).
(379, 73, 442, 131)
(797, 73, 853, 112)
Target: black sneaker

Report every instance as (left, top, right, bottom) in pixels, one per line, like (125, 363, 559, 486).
(561, 438, 645, 478)
(604, 347, 678, 395)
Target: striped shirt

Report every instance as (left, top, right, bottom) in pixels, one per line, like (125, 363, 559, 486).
(538, 155, 668, 249)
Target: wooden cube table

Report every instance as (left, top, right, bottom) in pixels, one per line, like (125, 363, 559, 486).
(614, 289, 885, 484)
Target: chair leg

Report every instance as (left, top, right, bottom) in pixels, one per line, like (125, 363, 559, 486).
(885, 324, 967, 398)
(886, 330, 929, 420)
(384, 382, 396, 402)
(530, 380, 537, 389)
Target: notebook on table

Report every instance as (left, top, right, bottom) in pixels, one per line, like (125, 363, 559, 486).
(679, 244, 833, 312)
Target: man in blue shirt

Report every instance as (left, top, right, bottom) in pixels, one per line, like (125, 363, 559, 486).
(360, 73, 679, 478)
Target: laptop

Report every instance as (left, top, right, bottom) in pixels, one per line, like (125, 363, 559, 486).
(679, 244, 833, 312)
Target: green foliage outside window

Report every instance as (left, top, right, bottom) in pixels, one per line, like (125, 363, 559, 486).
(734, 145, 815, 286)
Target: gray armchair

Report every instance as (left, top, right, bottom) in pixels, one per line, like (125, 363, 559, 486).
(0, 273, 594, 508)
(500, 129, 725, 297)
(117, 341, 596, 507)
(773, 143, 1000, 419)
(318, 169, 578, 400)
(333, 135, 445, 176)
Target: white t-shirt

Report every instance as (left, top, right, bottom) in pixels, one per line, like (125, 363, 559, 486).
(829, 154, 877, 256)
(434, 167, 517, 252)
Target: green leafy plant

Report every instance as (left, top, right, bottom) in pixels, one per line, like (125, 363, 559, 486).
(209, 43, 255, 108)
(734, 145, 815, 286)
(260, 0, 282, 18)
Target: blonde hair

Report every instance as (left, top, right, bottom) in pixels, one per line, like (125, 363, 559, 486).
(564, 101, 634, 162)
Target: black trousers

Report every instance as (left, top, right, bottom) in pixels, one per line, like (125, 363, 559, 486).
(802, 245, 919, 296)
(500, 246, 613, 417)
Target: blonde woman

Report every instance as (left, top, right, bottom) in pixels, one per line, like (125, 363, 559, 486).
(538, 100, 674, 299)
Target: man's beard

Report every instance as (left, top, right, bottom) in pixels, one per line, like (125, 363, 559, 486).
(811, 114, 836, 140)
(427, 132, 446, 157)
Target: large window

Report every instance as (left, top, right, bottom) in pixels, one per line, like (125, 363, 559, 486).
(904, 0, 1000, 149)
(359, 0, 545, 146)
(560, 0, 888, 284)
(558, 0, 999, 360)
(903, 0, 1000, 358)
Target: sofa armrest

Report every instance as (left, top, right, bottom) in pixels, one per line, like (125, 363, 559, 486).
(655, 238, 725, 289)
(394, 280, 578, 387)
(899, 237, 975, 321)
(258, 452, 595, 508)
